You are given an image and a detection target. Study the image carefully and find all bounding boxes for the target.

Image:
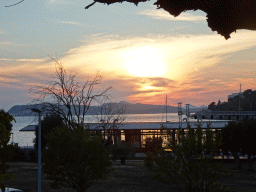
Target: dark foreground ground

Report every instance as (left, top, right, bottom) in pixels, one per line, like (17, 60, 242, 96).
(5, 161, 256, 192)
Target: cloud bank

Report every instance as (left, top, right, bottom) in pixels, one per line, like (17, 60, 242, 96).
(1, 31, 256, 106)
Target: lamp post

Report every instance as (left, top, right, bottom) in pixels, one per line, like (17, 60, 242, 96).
(31, 108, 41, 192)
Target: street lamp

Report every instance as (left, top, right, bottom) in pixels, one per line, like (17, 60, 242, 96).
(31, 108, 41, 192)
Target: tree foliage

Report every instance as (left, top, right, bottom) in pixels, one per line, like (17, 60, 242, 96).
(220, 118, 256, 170)
(5, 0, 256, 39)
(86, 0, 256, 40)
(33, 114, 64, 150)
(111, 141, 135, 164)
(42, 125, 112, 192)
(154, 123, 227, 192)
(208, 89, 256, 111)
(30, 58, 111, 130)
(144, 136, 163, 168)
(0, 109, 14, 132)
(0, 110, 15, 192)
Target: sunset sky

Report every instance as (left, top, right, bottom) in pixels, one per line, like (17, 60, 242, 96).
(1, 0, 256, 111)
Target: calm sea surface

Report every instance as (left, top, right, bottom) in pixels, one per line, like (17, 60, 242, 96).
(10, 113, 185, 147)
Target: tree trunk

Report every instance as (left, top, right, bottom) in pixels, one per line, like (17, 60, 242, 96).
(120, 156, 126, 164)
(248, 154, 254, 171)
(231, 151, 242, 170)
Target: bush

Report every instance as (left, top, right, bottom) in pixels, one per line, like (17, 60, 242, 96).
(144, 137, 163, 169)
(111, 141, 135, 164)
(10, 146, 37, 162)
(10, 146, 26, 162)
(154, 124, 228, 192)
(42, 126, 112, 192)
(33, 114, 64, 150)
(27, 148, 38, 162)
(0, 110, 15, 192)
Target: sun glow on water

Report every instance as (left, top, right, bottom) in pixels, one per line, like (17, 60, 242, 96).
(124, 47, 165, 77)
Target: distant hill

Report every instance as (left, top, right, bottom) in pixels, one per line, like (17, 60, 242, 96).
(182, 105, 207, 112)
(120, 102, 178, 114)
(7, 104, 98, 117)
(8, 105, 38, 116)
(8, 102, 205, 116)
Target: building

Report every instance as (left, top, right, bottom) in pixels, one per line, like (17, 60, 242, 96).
(88, 121, 229, 151)
(20, 120, 229, 152)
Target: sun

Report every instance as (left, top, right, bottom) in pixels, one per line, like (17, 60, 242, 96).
(124, 47, 165, 77)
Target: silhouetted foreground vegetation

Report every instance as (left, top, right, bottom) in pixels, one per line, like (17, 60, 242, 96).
(220, 118, 256, 171)
(86, 0, 256, 40)
(208, 89, 256, 111)
(29, 58, 111, 130)
(9, 147, 38, 162)
(154, 123, 228, 192)
(42, 126, 112, 192)
(0, 109, 15, 192)
(33, 114, 64, 150)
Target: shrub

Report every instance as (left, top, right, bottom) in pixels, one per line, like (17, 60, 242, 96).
(154, 124, 228, 192)
(10, 147, 37, 162)
(144, 137, 163, 169)
(111, 141, 135, 164)
(10, 146, 26, 162)
(0, 110, 15, 192)
(42, 126, 112, 192)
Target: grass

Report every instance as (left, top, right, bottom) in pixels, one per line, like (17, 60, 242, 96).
(4, 160, 256, 192)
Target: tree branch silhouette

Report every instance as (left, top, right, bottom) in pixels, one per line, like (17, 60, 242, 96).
(86, 0, 256, 40)
(5, 0, 25, 7)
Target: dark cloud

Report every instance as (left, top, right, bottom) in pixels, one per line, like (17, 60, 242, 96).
(134, 89, 163, 94)
(187, 88, 205, 92)
(147, 77, 175, 87)
(129, 76, 176, 88)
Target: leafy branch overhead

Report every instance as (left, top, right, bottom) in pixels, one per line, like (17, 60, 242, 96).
(86, 0, 256, 40)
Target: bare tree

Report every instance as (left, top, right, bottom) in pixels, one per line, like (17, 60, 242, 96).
(30, 57, 112, 130)
(95, 98, 126, 145)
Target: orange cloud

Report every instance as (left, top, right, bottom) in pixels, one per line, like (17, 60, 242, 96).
(1, 32, 256, 106)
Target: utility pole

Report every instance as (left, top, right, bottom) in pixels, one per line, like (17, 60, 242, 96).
(239, 84, 241, 119)
(166, 95, 168, 122)
(185, 104, 190, 122)
(178, 102, 182, 128)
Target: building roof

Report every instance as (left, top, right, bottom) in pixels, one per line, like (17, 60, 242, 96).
(19, 125, 37, 132)
(0, 188, 24, 192)
(89, 121, 229, 130)
(19, 121, 230, 132)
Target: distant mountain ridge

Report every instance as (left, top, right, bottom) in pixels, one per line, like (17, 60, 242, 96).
(8, 102, 206, 117)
